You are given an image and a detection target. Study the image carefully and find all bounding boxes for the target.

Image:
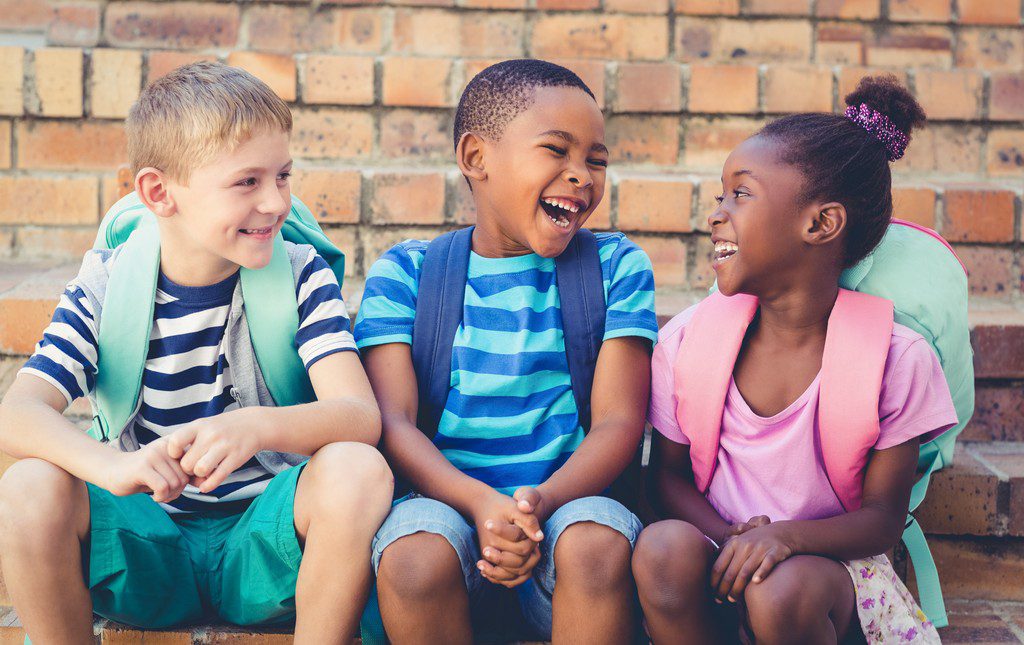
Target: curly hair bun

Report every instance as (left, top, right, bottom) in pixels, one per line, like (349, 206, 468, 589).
(844, 75, 927, 139)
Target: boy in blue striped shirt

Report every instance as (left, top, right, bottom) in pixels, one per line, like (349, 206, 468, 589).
(355, 60, 658, 643)
(0, 63, 391, 642)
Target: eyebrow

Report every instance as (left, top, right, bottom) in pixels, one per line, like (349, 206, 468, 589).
(731, 169, 759, 181)
(538, 130, 608, 155)
(233, 160, 294, 176)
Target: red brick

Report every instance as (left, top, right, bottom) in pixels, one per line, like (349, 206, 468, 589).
(913, 69, 983, 120)
(955, 245, 1016, 297)
(547, 59, 607, 109)
(963, 385, 1024, 442)
(902, 125, 983, 175)
(990, 73, 1024, 121)
(0, 47, 23, 116)
(815, 0, 880, 19)
(614, 63, 681, 113)
(915, 446, 1002, 536)
(816, 22, 870, 65)
(955, 27, 1024, 69)
(531, 15, 669, 61)
(763, 65, 833, 113)
(370, 172, 446, 225)
(13, 227, 95, 262)
(632, 235, 688, 287)
(972, 444, 1024, 535)
(449, 171, 476, 226)
(99, 623, 193, 644)
(0, 0, 51, 31)
(145, 51, 216, 84)
(866, 25, 953, 67)
(972, 320, 1024, 378)
(247, 6, 334, 53)
(17, 121, 127, 171)
(89, 49, 141, 119)
(47, 2, 100, 46)
(676, 17, 812, 63)
(684, 117, 761, 169)
(943, 187, 1016, 243)
(226, 52, 296, 103)
(744, 0, 810, 15)
(0, 176, 98, 226)
(290, 169, 361, 224)
(361, 226, 450, 275)
(291, 109, 374, 160)
(675, 0, 740, 14)
(987, 130, 1024, 177)
(321, 226, 359, 279)
(460, 0, 527, 7)
(606, 115, 679, 165)
(688, 65, 758, 114)
(32, 48, 83, 118)
(104, 2, 239, 49)
(0, 121, 9, 169)
(388, 0, 454, 6)
(459, 12, 526, 58)
(382, 57, 452, 107)
(536, 0, 599, 8)
(605, 0, 670, 12)
(838, 67, 908, 99)
(617, 176, 693, 233)
(588, 191, 612, 230)
(691, 234, 717, 289)
(392, 9, 524, 58)
(913, 537, 1024, 602)
(695, 177, 721, 232)
(892, 186, 937, 227)
(334, 7, 386, 52)
(888, 0, 952, 22)
(957, 0, 1021, 25)
(381, 110, 451, 161)
(302, 55, 374, 106)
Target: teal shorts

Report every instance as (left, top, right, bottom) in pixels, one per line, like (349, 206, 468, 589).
(85, 462, 306, 628)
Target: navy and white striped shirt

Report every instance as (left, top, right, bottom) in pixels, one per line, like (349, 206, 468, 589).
(21, 244, 356, 513)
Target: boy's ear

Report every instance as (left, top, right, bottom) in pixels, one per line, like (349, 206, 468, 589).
(135, 168, 177, 219)
(804, 201, 846, 246)
(456, 132, 487, 183)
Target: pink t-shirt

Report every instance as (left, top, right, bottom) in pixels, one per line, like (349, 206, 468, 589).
(648, 304, 958, 525)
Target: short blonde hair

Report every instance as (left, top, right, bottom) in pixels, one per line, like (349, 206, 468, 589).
(127, 61, 292, 183)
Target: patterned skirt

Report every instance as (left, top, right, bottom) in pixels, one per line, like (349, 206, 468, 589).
(842, 555, 941, 644)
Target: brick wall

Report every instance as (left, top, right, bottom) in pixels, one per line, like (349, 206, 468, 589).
(0, 0, 1021, 296)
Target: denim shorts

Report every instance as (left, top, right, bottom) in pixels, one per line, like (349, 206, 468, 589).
(370, 494, 643, 640)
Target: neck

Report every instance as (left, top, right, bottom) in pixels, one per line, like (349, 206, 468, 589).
(157, 225, 239, 287)
(752, 270, 841, 346)
(471, 207, 533, 258)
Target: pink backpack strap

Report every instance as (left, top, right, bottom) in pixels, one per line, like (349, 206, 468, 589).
(674, 291, 758, 493)
(819, 289, 894, 511)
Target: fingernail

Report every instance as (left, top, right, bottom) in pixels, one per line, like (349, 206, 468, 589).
(753, 576, 762, 583)
(485, 521, 494, 530)
(714, 598, 722, 605)
(728, 596, 735, 603)
(535, 531, 544, 540)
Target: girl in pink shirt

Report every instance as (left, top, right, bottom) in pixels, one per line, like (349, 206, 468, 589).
(634, 77, 956, 644)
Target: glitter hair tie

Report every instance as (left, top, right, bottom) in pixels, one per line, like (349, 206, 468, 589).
(844, 103, 909, 162)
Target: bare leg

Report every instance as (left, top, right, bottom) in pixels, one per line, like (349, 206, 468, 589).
(742, 555, 857, 645)
(0, 459, 93, 644)
(632, 520, 719, 644)
(551, 521, 635, 645)
(292, 443, 394, 645)
(376, 532, 473, 645)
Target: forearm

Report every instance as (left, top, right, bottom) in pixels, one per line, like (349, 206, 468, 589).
(774, 505, 905, 561)
(536, 420, 643, 513)
(0, 397, 119, 488)
(250, 396, 382, 456)
(380, 414, 495, 517)
(654, 465, 732, 544)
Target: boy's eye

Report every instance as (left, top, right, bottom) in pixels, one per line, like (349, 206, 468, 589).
(542, 144, 566, 155)
(237, 177, 257, 187)
(588, 158, 608, 168)
(734, 190, 749, 199)
(278, 172, 291, 181)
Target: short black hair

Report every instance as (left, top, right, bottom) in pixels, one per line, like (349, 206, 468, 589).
(757, 75, 927, 267)
(453, 59, 596, 152)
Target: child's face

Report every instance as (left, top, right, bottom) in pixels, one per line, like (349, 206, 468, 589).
(709, 136, 817, 297)
(473, 86, 608, 258)
(163, 129, 292, 279)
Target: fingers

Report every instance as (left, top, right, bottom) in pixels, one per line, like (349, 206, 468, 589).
(195, 452, 246, 494)
(513, 486, 541, 514)
(728, 555, 764, 600)
(166, 424, 198, 460)
(477, 547, 541, 588)
(151, 456, 188, 499)
(751, 550, 785, 584)
(143, 469, 174, 503)
(481, 529, 536, 558)
(715, 549, 747, 601)
(709, 543, 735, 599)
(509, 510, 544, 542)
(748, 515, 771, 528)
(481, 545, 531, 569)
(484, 519, 527, 543)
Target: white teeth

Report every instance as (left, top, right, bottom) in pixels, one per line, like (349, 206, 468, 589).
(242, 227, 271, 234)
(714, 241, 738, 260)
(542, 197, 580, 214)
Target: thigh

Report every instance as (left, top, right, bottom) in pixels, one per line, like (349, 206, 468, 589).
(85, 483, 203, 628)
(217, 463, 307, 626)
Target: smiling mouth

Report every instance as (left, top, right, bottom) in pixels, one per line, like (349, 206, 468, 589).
(539, 197, 585, 230)
(714, 241, 738, 262)
(240, 226, 273, 236)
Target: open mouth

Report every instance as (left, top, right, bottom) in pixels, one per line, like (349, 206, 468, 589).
(713, 240, 738, 263)
(239, 226, 274, 239)
(539, 197, 585, 230)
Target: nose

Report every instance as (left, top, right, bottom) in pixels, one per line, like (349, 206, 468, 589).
(260, 182, 289, 216)
(707, 204, 727, 229)
(564, 161, 593, 190)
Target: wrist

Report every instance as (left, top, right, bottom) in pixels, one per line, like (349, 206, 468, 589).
(772, 520, 802, 553)
(243, 407, 275, 453)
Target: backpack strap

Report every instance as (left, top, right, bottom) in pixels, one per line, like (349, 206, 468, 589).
(554, 229, 606, 431)
(674, 291, 758, 493)
(411, 227, 473, 438)
(239, 234, 316, 407)
(94, 218, 161, 442)
(819, 289, 892, 511)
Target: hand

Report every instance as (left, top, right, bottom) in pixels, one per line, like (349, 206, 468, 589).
(722, 514, 771, 545)
(470, 491, 544, 588)
(166, 409, 263, 494)
(105, 437, 190, 503)
(710, 522, 793, 603)
(513, 486, 551, 524)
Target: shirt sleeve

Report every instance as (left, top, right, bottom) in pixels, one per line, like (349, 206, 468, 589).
(647, 307, 697, 445)
(19, 275, 101, 406)
(601, 234, 659, 343)
(353, 241, 425, 350)
(874, 337, 959, 451)
(293, 248, 357, 370)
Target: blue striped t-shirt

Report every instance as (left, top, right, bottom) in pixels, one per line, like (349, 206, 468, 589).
(21, 243, 357, 513)
(353, 232, 658, 494)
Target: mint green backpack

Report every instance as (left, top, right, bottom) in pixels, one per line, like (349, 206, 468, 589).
(88, 191, 345, 444)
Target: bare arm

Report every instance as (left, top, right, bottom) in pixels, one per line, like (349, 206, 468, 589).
(648, 431, 733, 544)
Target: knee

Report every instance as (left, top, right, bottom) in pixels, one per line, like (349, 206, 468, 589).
(305, 442, 393, 510)
(632, 521, 712, 611)
(743, 558, 816, 640)
(377, 533, 464, 603)
(554, 521, 632, 595)
(0, 459, 80, 546)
